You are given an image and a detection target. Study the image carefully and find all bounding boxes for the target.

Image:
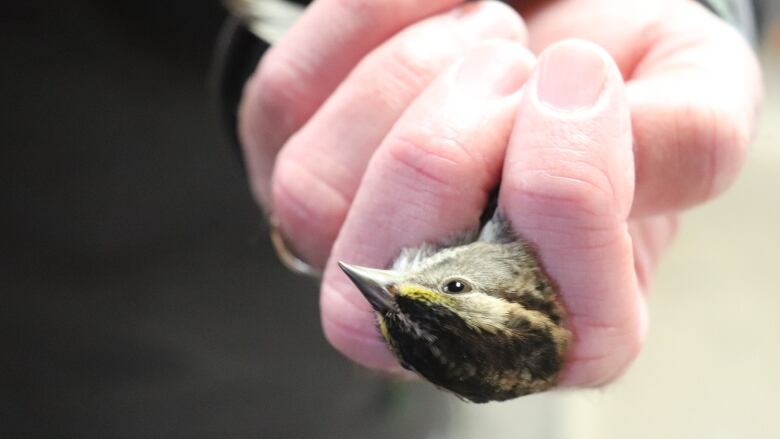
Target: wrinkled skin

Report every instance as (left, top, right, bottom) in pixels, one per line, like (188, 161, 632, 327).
(238, 0, 763, 387)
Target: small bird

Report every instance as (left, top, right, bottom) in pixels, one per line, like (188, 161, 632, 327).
(339, 210, 571, 403)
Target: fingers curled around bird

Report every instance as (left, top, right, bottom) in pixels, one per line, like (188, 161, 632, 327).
(245, 0, 527, 270)
(238, 0, 475, 206)
(320, 40, 537, 371)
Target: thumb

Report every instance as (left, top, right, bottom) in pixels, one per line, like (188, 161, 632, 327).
(500, 40, 644, 386)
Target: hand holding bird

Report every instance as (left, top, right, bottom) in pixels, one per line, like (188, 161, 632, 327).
(237, 0, 762, 397)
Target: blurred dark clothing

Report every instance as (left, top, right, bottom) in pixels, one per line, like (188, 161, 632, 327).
(0, 1, 444, 438)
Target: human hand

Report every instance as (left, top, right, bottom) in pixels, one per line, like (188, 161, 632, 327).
(238, 0, 762, 387)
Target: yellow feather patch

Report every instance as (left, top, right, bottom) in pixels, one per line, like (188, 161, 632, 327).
(397, 284, 454, 306)
(377, 315, 391, 344)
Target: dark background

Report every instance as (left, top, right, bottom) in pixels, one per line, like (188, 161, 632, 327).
(0, 1, 443, 437)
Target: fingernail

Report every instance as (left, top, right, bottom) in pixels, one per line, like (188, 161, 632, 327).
(269, 215, 323, 277)
(537, 41, 606, 111)
(451, 1, 482, 19)
(455, 42, 533, 98)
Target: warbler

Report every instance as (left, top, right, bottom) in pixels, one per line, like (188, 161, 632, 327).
(339, 210, 571, 403)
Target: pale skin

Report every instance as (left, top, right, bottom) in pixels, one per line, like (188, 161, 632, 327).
(238, 0, 763, 387)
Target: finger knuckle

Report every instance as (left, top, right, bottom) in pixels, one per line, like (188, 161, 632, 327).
(384, 132, 491, 197)
(568, 310, 645, 384)
(706, 108, 751, 195)
(504, 158, 621, 231)
(248, 51, 312, 129)
(682, 103, 751, 200)
(382, 37, 443, 91)
(271, 152, 349, 245)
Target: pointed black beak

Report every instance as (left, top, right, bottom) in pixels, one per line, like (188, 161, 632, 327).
(338, 262, 399, 314)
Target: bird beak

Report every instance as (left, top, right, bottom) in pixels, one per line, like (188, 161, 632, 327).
(338, 262, 400, 314)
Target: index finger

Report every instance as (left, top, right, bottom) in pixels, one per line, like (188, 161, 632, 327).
(238, 0, 468, 204)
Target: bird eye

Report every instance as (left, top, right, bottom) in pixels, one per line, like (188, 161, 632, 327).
(442, 278, 471, 294)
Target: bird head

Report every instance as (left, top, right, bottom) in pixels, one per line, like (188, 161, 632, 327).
(338, 213, 570, 403)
